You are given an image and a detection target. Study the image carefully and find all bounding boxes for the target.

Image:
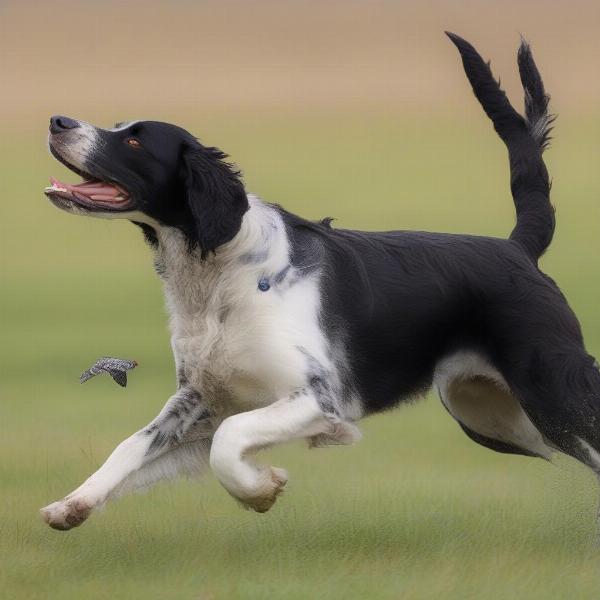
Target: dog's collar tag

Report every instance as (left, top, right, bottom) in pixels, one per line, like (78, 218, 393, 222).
(258, 278, 271, 292)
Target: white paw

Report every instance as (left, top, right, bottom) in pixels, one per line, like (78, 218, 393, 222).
(236, 466, 288, 513)
(40, 496, 94, 531)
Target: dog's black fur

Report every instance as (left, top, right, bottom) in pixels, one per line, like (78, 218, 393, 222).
(276, 35, 600, 467)
(49, 120, 250, 252)
(44, 33, 600, 525)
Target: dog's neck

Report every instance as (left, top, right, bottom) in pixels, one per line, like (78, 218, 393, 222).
(152, 195, 290, 321)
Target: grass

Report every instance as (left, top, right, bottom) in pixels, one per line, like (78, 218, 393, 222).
(2, 111, 600, 599)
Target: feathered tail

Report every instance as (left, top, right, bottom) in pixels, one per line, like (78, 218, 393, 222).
(446, 32, 555, 261)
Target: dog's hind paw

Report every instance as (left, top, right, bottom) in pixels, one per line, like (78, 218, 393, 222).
(40, 497, 93, 531)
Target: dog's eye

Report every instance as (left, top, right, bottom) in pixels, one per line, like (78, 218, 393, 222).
(126, 138, 141, 149)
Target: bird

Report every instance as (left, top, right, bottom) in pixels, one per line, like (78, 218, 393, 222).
(80, 357, 138, 387)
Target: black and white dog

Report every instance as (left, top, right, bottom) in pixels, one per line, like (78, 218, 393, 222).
(41, 34, 600, 531)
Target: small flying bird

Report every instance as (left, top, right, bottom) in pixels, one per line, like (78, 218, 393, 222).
(80, 357, 138, 387)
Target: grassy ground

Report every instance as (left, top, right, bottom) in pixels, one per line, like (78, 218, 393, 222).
(2, 112, 600, 599)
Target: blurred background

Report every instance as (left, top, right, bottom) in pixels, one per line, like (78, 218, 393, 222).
(2, 1, 600, 598)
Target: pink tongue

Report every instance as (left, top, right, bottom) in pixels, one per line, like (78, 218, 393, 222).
(50, 177, 125, 199)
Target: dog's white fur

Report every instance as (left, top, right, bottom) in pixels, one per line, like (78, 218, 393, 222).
(51, 120, 99, 171)
(41, 191, 562, 529)
(41, 196, 361, 528)
(434, 351, 553, 460)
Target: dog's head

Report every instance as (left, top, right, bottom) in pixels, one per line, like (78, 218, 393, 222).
(45, 116, 249, 253)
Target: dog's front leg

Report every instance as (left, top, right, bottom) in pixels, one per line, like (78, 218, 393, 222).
(41, 386, 213, 530)
(210, 389, 358, 512)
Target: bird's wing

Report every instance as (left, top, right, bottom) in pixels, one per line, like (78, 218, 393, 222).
(107, 369, 128, 387)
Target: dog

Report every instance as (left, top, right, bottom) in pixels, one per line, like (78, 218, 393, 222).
(40, 33, 600, 531)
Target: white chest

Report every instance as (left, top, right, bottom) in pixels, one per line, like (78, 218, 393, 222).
(158, 224, 327, 414)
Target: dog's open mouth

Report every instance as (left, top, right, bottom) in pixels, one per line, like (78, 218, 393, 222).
(45, 149, 132, 212)
(45, 177, 131, 211)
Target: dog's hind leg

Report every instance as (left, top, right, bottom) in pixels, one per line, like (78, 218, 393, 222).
(504, 347, 600, 534)
(509, 354, 600, 465)
(435, 351, 555, 460)
(571, 433, 600, 542)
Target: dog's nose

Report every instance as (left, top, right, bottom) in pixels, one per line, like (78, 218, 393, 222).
(50, 115, 80, 134)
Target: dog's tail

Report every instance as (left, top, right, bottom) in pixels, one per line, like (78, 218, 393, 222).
(446, 32, 555, 261)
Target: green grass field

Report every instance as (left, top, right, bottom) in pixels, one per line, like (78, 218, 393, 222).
(3, 112, 600, 599)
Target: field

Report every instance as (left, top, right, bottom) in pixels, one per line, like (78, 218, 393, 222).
(2, 109, 600, 599)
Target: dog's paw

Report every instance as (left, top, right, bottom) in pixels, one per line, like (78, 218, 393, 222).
(309, 420, 362, 448)
(40, 497, 93, 531)
(238, 466, 288, 513)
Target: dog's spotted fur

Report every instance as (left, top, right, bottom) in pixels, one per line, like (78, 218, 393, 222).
(41, 35, 600, 532)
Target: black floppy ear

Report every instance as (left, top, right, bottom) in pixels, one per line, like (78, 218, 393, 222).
(182, 142, 249, 257)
